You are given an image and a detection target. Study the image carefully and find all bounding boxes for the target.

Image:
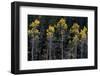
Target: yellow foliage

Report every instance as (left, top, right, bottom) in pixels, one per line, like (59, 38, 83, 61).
(46, 25, 55, 37)
(71, 29, 79, 34)
(80, 28, 87, 39)
(28, 19, 40, 38)
(31, 22, 35, 28)
(47, 32, 53, 37)
(34, 19, 40, 25)
(83, 26, 87, 32)
(72, 35, 79, 42)
(28, 29, 40, 38)
(48, 25, 55, 33)
(63, 24, 68, 30)
(34, 29, 39, 34)
(46, 29, 49, 32)
(28, 29, 32, 35)
(70, 23, 79, 34)
(30, 19, 40, 28)
(72, 23, 79, 29)
(59, 18, 66, 24)
(57, 18, 68, 30)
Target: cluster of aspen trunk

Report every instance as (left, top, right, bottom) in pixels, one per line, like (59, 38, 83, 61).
(28, 17, 88, 61)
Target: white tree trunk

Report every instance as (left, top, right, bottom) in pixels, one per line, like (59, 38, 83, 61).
(31, 38, 34, 60)
(61, 34, 64, 59)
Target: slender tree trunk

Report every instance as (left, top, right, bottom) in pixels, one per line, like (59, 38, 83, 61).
(46, 45, 49, 60)
(61, 33, 64, 59)
(31, 38, 34, 60)
(49, 37, 52, 60)
(35, 37, 39, 60)
(74, 41, 78, 58)
(80, 39, 84, 58)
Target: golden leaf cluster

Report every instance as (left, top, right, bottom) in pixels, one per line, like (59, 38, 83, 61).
(80, 26, 87, 39)
(46, 25, 55, 37)
(70, 23, 80, 34)
(28, 18, 88, 41)
(28, 19, 40, 38)
(57, 18, 68, 30)
(30, 19, 40, 28)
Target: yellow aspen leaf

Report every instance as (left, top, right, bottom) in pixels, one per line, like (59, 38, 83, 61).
(34, 19, 40, 25)
(48, 25, 55, 33)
